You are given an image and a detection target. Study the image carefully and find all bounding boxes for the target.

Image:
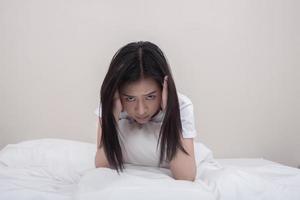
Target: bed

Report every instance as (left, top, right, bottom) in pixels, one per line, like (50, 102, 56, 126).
(0, 138, 299, 200)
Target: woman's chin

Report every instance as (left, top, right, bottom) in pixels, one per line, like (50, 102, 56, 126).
(136, 120, 148, 125)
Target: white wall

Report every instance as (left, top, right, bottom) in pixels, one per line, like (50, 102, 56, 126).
(0, 0, 299, 167)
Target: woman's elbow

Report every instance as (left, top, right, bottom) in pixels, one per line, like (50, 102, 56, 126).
(95, 164, 110, 168)
(94, 149, 110, 168)
(173, 174, 196, 182)
(95, 160, 109, 168)
(173, 168, 197, 182)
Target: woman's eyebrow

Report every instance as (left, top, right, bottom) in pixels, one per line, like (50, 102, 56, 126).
(121, 90, 157, 97)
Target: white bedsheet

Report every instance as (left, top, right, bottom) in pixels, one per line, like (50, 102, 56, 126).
(198, 159, 300, 200)
(74, 160, 300, 200)
(74, 164, 217, 200)
(0, 165, 76, 200)
(0, 139, 299, 200)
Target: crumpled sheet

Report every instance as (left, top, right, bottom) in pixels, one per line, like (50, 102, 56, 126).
(0, 138, 299, 200)
(74, 160, 300, 200)
(0, 163, 79, 200)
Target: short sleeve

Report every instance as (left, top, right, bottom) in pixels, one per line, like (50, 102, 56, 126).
(94, 102, 102, 117)
(179, 94, 198, 138)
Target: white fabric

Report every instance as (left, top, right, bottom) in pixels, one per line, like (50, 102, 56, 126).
(197, 159, 300, 200)
(0, 138, 213, 175)
(0, 139, 300, 200)
(0, 139, 96, 200)
(74, 164, 217, 200)
(94, 92, 200, 167)
(0, 138, 95, 173)
(116, 118, 213, 168)
(74, 161, 300, 200)
(94, 92, 198, 138)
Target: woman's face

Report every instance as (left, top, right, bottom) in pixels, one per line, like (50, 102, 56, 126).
(119, 77, 162, 124)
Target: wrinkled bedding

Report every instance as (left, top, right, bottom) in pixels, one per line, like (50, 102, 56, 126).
(0, 139, 299, 200)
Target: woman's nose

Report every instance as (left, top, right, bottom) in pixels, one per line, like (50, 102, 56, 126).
(136, 100, 147, 115)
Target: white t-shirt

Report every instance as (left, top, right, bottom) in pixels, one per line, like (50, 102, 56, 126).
(94, 92, 197, 168)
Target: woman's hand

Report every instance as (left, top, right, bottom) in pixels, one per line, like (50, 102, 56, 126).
(113, 90, 123, 121)
(161, 76, 168, 112)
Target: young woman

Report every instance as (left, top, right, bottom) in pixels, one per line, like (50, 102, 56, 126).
(94, 41, 197, 181)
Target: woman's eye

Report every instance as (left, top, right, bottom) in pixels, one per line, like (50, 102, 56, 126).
(146, 95, 156, 100)
(126, 97, 135, 102)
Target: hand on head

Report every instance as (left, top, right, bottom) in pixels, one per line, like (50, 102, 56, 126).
(112, 75, 168, 122)
(160, 75, 168, 112)
(113, 90, 123, 121)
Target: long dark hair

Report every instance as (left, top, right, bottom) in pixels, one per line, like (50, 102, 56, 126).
(99, 41, 188, 172)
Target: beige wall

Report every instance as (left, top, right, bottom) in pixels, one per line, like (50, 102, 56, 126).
(0, 0, 299, 167)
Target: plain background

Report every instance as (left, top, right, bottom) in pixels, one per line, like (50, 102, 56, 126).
(0, 0, 299, 167)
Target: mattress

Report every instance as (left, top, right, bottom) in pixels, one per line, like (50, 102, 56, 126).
(0, 139, 299, 200)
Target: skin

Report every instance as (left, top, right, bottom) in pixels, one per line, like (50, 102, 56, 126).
(116, 77, 165, 124)
(96, 76, 196, 181)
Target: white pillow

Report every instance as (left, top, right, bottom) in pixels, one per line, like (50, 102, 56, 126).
(0, 138, 214, 171)
(0, 138, 96, 173)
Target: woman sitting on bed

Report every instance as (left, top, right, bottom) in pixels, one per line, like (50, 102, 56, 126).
(94, 41, 197, 181)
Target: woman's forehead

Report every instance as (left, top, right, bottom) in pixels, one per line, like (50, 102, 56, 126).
(120, 77, 161, 95)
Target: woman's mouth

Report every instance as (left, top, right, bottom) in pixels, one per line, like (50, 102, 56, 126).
(136, 116, 149, 121)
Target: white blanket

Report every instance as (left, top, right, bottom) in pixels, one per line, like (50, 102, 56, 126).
(74, 164, 216, 200)
(198, 160, 300, 200)
(74, 161, 300, 200)
(0, 139, 299, 200)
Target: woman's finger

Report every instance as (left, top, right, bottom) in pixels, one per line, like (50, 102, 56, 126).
(113, 90, 123, 120)
(161, 76, 168, 111)
(113, 90, 119, 100)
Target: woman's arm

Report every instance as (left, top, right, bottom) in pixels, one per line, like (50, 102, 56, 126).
(95, 119, 110, 168)
(169, 136, 197, 181)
